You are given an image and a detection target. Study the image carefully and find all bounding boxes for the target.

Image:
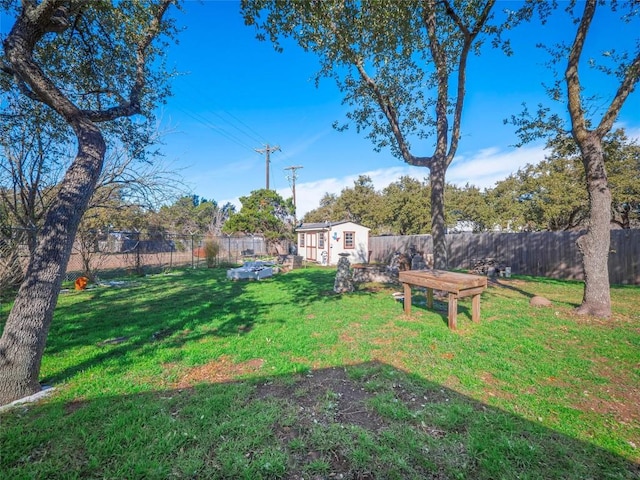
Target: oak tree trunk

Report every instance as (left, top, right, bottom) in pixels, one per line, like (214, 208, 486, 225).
(0, 121, 105, 405)
(430, 157, 448, 269)
(575, 135, 612, 317)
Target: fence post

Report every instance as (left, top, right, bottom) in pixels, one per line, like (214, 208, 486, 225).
(191, 234, 194, 269)
(135, 232, 142, 275)
(169, 235, 173, 270)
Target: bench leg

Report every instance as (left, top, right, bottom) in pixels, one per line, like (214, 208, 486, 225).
(448, 293, 458, 330)
(403, 283, 412, 315)
(427, 288, 433, 309)
(472, 294, 481, 322)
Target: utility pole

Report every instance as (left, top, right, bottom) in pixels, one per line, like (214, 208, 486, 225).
(255, 144, 280, 190)
(285, 165, 303, 224)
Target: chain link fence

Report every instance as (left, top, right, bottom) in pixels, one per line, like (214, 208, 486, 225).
(1, 227, 276, 285)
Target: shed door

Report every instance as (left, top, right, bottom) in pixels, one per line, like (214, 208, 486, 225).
(306, 233, 317, 261)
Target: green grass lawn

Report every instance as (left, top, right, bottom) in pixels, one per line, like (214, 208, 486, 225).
(1, 266, 639, 479)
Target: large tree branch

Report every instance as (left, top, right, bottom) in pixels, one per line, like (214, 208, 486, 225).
(81, 0, 174, 122)
(354, 60, 432, 168)
(4, 1, 81, 124)
(565, 0, 596, 143)
(320, 3, 431, 168)
(596, 52, 640, 138)
(446, 0, 495, 165)
(423, 0, 448, 159)
(5, 0, 174, 125)
(441, 0, 470, 37)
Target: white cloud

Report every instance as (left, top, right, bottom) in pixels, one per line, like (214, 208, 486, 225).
(622, 125, 640, 143)
(284, 167, 417, 218)
(273, 128, 334, 164)
(448, 144, 546, 189)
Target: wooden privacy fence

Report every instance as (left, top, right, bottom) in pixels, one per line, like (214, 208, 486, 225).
(369, 229, 640, 285)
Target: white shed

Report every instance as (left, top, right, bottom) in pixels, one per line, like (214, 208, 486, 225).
(295, 221, 370, 266)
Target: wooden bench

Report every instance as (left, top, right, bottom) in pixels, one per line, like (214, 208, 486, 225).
(399, 270, 488, 330)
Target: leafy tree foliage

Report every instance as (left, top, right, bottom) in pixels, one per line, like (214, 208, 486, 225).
(483, 175, 528, 232)
(445, 183, 491, 233)
(301, 128, 639, 235)
(543, 129, 640, 230)
(302, 193, 341, 224)
(0, 0, 179, 405)
(380, 176, 431, 235)
(155, 195, 235, 236)
(334, 175, 383, 229)
(606, 132, 640, 229)
(223, 189, 294, 251)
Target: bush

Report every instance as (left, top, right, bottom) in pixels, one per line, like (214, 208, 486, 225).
(203, 238, 220, 268)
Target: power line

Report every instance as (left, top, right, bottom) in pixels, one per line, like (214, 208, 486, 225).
(178, 108, 256, 151)
(178, 107, 273, 153)
(208, 109, 266, 146)
(219, 109, 269, 145)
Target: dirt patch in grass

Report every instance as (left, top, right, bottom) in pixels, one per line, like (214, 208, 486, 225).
(570, 310, 639, 327)
(339, 332, 357, 344)
(174, 356, 264, 388)
(479, 371, 518, 403)
(572, 357, 640, 425)
(576, 395, 640, 426)
(247, 365, 544, 478)
(250, 368, 393, 478)
(255, 366, 388, 434)
(64, 399, 89, 416)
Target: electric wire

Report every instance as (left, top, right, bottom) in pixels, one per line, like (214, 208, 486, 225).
(216, 109, 269, 146)
(177, 107, 262, 152)
(176, 105, 283, 190)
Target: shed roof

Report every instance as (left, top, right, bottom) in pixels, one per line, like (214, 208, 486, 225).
(295, 220, 369, 232)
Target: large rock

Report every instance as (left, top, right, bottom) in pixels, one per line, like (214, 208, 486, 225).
(334, 253, 354, 293)
(530, 295, 552, 308)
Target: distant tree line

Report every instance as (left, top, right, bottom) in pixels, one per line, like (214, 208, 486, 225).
(303, 130, 640, 235)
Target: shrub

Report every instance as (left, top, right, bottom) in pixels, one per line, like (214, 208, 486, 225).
(203, 238, 220, 268)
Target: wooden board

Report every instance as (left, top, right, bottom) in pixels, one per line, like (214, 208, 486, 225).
(399, 270, 487, 293)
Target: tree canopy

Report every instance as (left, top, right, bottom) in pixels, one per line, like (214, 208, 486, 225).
(223, 189, 294, 249)
(0, 0, 180, 405)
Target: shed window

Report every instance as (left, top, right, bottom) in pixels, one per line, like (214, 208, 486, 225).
(344, 231, 355, 249)
(299, 233, 305, 248)
(319, 232, 325, 248)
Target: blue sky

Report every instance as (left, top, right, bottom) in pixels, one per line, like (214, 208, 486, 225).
(158, 1, 639, 217)
(3, 1, 639, 217)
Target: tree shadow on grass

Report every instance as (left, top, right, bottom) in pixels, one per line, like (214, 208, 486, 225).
(396, 289, 478, 329)
(488, 276, 586, 309)
(41, 267, 340, 385)
(270, 266, 339, 304)
(49, 269, 252, 348)
(2, 361, 637, 479)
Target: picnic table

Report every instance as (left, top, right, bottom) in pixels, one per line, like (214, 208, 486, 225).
(399, 269, 488, 330)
